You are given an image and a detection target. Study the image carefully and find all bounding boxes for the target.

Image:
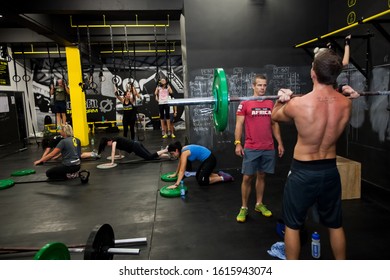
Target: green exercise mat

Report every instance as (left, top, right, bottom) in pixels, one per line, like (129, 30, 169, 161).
(11, 169, 36, 176)
(0, 179, 15, 190)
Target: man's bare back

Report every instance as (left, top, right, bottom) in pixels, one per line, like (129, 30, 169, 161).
(288, 87, 351, 160)
(273, 86, 352, 161)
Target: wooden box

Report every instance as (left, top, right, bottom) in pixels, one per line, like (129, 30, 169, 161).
(336, 156, 361, 200)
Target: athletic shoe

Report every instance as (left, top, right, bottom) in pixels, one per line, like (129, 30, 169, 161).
(162, 134, 168, 139)
(255, 204, 272, 217)
(171, 133, 176, 138)
(236, 207, 248, 223)
(66, 172, 79, 179)
(218, 171, 234, 182)
(91, 151, 101, 159)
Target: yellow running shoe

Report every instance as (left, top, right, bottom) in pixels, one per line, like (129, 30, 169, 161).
(236, 207, 248, 223)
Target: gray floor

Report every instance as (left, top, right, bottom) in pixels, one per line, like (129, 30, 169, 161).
(0, 129, 390, 260)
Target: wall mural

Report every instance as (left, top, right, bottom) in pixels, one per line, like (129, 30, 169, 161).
(30, 57, 185, 132)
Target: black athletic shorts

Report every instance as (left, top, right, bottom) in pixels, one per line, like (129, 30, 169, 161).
(282, 158, 342, 230)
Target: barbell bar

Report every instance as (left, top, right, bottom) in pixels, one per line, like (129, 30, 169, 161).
(0, 224, 147, 260)
(167, 68, 390, 132)
(0, 237, 147, 254)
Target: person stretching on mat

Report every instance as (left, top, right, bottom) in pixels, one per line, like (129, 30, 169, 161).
(41, 134, 100, 160)
(34, 124, 85, 180)
(97, 137, 170, 165)
(166, 141, 234, 189)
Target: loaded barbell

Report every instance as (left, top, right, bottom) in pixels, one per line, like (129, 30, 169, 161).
(0, 224, 147, 260)
(167, 68, 390, 132)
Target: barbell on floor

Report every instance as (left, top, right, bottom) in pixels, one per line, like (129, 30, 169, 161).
(167, 68, 390, 132)
(0, 224, 147, 260)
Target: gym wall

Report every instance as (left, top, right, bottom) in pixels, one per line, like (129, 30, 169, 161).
(182, 0, 328, 173)
(182, 0, 390, 196)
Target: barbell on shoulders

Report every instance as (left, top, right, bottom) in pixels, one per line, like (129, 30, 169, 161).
(167, 68, 390, 132)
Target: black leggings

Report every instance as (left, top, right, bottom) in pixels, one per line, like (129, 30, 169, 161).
(46, 164, 81, 180)
(196, 154, 217, 187)
(123, 115, 136, 140)
(130, 142, 159, 160)
(159, 104, 170, 120)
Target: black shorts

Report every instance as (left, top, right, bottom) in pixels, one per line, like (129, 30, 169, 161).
(282, 159, 342, 230)
(54, 101, 67, 113)
(159, 104, 170, 120)
(196, 153, 217, 187)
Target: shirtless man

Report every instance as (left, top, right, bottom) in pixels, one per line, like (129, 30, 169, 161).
(271, 48, 359, 259)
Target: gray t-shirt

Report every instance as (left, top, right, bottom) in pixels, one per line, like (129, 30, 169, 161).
(56, 137, 81, 166)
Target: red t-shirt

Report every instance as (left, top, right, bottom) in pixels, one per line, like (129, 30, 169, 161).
(236, 99, 275, 150)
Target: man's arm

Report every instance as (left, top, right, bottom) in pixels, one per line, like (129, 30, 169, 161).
(271, 120, 284, 157)
(234, 115, 245, 157)
(272, 89, 294, 123)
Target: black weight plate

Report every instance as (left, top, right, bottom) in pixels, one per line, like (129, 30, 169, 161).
(84, 224, 115, 260)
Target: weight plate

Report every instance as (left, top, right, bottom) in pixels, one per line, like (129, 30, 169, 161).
(213, 68, 229, 132)
(160, 185, 188, 198)
(106, 155, 125, 160)
(11, 169, 36, 177)
(97, 163, 117, 169)
(160, 172, 177, 182)
(0, 179, 15, 190)
(84, 224, 115, 260)
(34, 242, 70, 260)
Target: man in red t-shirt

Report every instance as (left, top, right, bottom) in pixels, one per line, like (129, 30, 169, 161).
(234, 74, 284, 223)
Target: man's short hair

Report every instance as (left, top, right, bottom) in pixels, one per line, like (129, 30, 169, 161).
(312, 48, 343, 85)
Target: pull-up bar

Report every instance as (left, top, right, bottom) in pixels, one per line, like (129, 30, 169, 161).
(294, 9, 390, 48)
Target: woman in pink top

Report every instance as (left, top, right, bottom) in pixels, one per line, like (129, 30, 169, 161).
(155, 78, 173, 138)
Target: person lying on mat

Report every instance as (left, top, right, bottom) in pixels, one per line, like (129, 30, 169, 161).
(34, 124, 83, 180)
(97, 137, 170, 165)
(166, 141, 234, 189)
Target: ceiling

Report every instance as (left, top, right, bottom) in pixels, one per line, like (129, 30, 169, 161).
(0, 0, 184, 67)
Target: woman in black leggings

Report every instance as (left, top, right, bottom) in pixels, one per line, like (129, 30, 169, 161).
(115, 83, 141, 140)
(97, 137, 169, 165)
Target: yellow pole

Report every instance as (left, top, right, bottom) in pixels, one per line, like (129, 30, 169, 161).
(65, 46, 89, 146)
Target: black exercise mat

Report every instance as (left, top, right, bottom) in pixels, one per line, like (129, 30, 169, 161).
(118, 158, 173, 164)
(8, 173, 65, 184)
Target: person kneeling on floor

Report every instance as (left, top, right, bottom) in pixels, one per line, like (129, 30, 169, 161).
(166, 141, 234, 189)
(34, 124, 89, 181)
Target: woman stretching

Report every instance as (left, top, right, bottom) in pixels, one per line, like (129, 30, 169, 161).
(166, 141, 234, 189)
(97, 137, 169, 165)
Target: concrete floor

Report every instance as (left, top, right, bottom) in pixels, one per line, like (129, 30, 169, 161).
(0, 129, 389, 260)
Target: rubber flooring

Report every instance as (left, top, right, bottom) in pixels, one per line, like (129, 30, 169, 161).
(0, 129, 389, 260)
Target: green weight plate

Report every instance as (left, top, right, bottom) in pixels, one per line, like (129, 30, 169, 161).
(11, 169, 36, 177)
(160, 185, 188, 198)
(84, 224, 115, 260)
(161, 172, 178, 182)
(34, 242, 70, 260)
(213, 68, 229, 132)
(0, 179, 15, 190)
